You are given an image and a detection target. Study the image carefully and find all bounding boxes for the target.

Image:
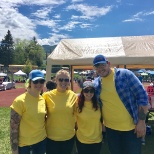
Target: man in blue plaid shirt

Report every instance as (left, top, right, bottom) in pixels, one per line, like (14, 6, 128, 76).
(93, 54, 148, 154)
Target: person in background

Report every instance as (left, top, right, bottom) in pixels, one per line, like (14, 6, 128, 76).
(43, 69, 78, 154)
(93, 54, 148, 154)
(10, 70, 47, 154)
(51, 76, 56, 82)
(75, 81, 102, 154)
(42, 80, 57, 97)
(138, 74, 143, 83)
(45, 80, 57, 91)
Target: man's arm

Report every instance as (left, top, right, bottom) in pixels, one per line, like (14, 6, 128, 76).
(10, 109, 21, 154)
(135, 106, 148, 138)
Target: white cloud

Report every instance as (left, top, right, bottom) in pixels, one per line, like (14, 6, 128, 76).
(122, 10, 154, 23)
(59, 21, 81, 31)
(0, 7, 37, 40)
(71, 0, 83, 3)
(123, 18, 143, 23)
(31, 7, 52, 19)
(71, 15, 93, 20)
(0, 0, 65, 7)
(0, 0, 66, 43)
(67, 4, 112, 18)
(80, 23, 92, 28)
(53, 14, 61, 19)
(38, 33, 70, 45)
(144, 11, 154, 16)
(34, 19, 56, 27)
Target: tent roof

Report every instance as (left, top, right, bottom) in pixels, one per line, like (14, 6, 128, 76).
(14, 70, 26, 76)
(0, 72, 7, 77)
(47, 35, 154, 65)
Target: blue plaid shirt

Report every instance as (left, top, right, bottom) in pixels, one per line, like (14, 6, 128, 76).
(93, 68, 148, 124)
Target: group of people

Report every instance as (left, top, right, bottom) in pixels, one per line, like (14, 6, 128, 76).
(10, 54, 148, 154)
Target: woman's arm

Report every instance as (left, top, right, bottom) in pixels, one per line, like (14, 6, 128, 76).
(10, 109, 21, 154)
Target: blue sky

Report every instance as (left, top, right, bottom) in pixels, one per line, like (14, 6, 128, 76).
(0, 0, 154, 46)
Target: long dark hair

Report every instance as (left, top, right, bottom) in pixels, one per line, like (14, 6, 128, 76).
(78, 88, 98, 113)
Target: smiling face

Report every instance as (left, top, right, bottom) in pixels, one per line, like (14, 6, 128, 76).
(29, 79, 45, 95)
(94, 63, 111, 77)
(83, 88, 95, 101)
(56, 70, 70, 92)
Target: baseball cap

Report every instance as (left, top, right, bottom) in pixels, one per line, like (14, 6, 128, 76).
(93, 54, 108, 66)
(83, 81, 95, 89)
(29, 70, 45, 81)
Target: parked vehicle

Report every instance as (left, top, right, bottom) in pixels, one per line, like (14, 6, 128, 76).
(0, 80, 6, 91)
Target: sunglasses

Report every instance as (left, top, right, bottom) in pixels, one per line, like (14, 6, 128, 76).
(83, 89, 95, 93)
(58, 78, 69, 82)
(32, 79, 45, 84)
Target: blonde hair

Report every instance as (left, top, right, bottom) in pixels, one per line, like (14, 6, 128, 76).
(55, 69, 70, 79)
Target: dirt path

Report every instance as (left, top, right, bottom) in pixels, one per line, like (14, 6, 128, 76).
(0, 88, 25, 107)
(0, 82, 149, 107)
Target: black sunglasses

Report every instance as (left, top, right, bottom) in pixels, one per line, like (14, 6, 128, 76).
(32, 79, 45, 84)
(58, 78, 69, 82)
(83, 89, 95, 93)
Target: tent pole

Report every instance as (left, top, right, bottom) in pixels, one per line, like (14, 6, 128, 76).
(46, 58, 51, 82)
(70, 65, 73, 90)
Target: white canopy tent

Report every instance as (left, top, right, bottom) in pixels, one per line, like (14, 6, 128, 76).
(46, 35, 154, 82)
(14, 70, 26, 76)
(41, 70, 46, 74)
(0, 72, 7, 77)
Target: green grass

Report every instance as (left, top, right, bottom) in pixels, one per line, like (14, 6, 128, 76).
(0, 107, 11, 154)
(0, 107, 154, 154)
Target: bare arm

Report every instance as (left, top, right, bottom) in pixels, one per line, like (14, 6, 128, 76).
(135, 106, 148, 138)
(10, 109, 21, 154)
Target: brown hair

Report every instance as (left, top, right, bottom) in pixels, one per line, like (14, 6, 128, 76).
(78, 88, 98, 113)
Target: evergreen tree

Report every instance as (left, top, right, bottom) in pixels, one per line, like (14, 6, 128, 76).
(0, 30, 14, 68)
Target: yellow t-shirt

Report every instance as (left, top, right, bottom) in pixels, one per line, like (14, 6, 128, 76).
(75, 101, 102, 144)
(10, 92, 47, 147)
(43, 89, 78, 141)
(100, 69, 135, 131)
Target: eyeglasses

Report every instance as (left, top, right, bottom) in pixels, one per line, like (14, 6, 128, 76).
(58, 78, 69, 82)
(94, 63, 107, 69)
(83, 89, 95, 93)
(32, 79, 45, 84)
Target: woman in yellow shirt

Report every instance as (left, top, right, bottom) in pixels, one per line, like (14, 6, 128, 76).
(75, 81, 102, 154)
(43, 69, 78, 154)
(10, 70, 47, 154)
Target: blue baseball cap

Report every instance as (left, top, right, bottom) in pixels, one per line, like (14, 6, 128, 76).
(29, 70, 45, 81)
(93, 54, 108, 66)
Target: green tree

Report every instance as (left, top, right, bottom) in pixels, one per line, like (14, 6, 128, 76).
(27, 37, 45, 67)
(0, 30, 14, 68)
(13, 39, 29, 64)
(13, 37, 45, 67)
(22, 60, 32, 76)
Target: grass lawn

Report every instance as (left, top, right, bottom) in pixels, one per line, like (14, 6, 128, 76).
(0, 107, 154, 154)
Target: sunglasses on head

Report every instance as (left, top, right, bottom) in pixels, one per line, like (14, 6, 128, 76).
(83, 88, 95, 93)
(32, 79, 45, 84)
(58, 78, 69, 82)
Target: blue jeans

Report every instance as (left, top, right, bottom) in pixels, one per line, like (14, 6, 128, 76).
(46, 136, 75, 154)
(18, 138, 46, 154)
(106, 127, 141, 154)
